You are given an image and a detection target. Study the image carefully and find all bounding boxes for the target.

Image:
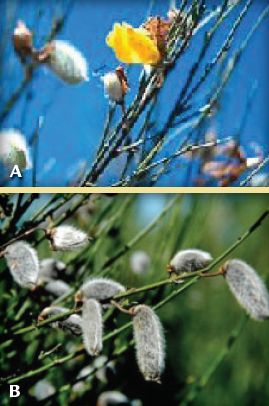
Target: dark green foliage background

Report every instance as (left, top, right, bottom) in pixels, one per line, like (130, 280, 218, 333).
(0, 193, 268, 405)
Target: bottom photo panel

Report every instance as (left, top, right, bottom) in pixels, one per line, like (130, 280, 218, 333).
(0, 193, 269, 406)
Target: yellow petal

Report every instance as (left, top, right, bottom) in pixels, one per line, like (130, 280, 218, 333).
(106, 23, 134, 64)
(126, 26, 160, 64)
(106, 22, 161, 65)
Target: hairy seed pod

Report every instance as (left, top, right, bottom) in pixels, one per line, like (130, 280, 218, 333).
(130, 251, 151, 276)
(39, 258, 66, 282)
(46, 40, 89, 84)
(44, 280, 72, 298)
(97, 391, 131, 406)
(223, 259, 269, 321)
(33, 380, 55, 401)
(4, 241, 39, 288)
(82, 299, 103, 356)
(0, 129, 32, 170)
(94, 356, 116, 383)
(47, 225, 89, 251)
(168, 249, 212, 275)
(132, 305, 165, 383)
(76, 278, 125, 308)
(38, 306, 82, 335)
(102, 66, 129, 104)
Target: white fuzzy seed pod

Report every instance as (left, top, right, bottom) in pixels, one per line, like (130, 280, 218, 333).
(39, 258, 66, 282)
(76, 277, 125, 308)
(33, 380, 55, 401)
(82, 299, 103, 356)
(38, 306, 83, 335)
(4, 241, 39, 288)
(46, 40, 89, 84)
(44, 279, 72, 297)
(102, 72, 123, 103)
(168, 249, 212, 274)
(47, 225, 89, 251)
(0, 129, 32, 170)
(132, 305, 165, 383)
(94, 356, 116, 383)
(223, 259, 269, 321)
(97, 391, 131, 406)
(130, 250, 151, 276)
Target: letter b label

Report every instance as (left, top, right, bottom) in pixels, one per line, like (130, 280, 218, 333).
(10, 385, 20, 397)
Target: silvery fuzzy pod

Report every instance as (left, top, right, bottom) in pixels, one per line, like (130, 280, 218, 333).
(44, 279, 72, 298)
(39, 258, 66, 282)
(94, 355, 116, 383)
(132, 305, 165, 383)
(46, 40, 89, 84)
(48, 225, 89, 251)
(168, 249, 212, 274)
(102, 72, 123, 103)
(97, 391, 131, 406)
(33, 380, 55, 401)
(76, 277, 125, 308)
(38, 306, 83, 335)
(82, 299, 103, 356)
(4, 241, 39, 288)
(130, 251, 151, 276)
(223, 259, 269, 321)
(0, 129, 32, 170)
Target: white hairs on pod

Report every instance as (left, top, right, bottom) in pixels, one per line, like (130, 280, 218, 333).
(223, 259, 269, 321)
(102, 72, 123, 103)
(82, 299, 103, 356)
(33, 380, 55, 401)
(132, 305, 165, 383)
(130, 251, 151, 276)
(44, 280, 72, 298)
(4, 241, 39, 288)
(168, 249, 212, 274)
(0, 129, 32, 170)
(39, 258, 66, 282)
(46, 40, 89, 84)
(97, 391, 131, 406)
(38, 306, 83, 335)
(76, 277, 125, 308)
(47, 225, 89, 251)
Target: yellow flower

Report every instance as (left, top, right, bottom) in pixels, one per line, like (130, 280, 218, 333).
(106, 22, 161, 65)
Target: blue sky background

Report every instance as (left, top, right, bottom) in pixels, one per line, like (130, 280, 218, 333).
(0, 0, 268, 186)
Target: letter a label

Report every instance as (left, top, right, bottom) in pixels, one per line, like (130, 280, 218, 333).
(10, 165, 22, 178)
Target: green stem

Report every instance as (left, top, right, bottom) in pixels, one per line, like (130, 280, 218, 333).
(179, 315, 249, 406)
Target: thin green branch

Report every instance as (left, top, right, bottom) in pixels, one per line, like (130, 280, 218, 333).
(179, 315, 249, 406)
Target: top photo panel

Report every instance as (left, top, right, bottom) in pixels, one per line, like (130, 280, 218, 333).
(0, 0, 268, 187)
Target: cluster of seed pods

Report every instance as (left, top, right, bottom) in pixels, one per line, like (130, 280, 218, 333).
(1, 231, 269, 385)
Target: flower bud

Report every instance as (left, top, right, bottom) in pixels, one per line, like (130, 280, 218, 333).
(0, 129, 32, 170)
(4, 241, 39, 289)
(12, 20, 33, 63)
(39, 258, 66, 282)
(45, 40, 89, 84)
(168, 249, 212, 275)
(38, 306, 83, 335)
(44, 279, 72, 298)
(102, 66, 129, 104)
(47, 225, 89, 251)
(82, 299, 103, 356)
(223, 259, 269, 321)
(132, 305, 165, 383)
(75, 277, 125, 308)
